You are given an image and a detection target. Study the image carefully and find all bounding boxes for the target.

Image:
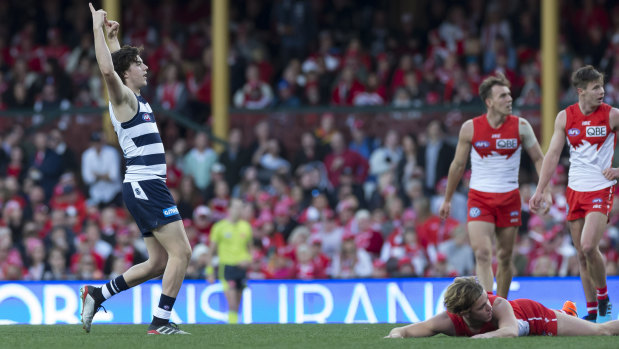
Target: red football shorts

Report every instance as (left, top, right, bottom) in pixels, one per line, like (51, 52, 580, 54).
(511, 298, 558, 336)
(467, 188, 521, 227)
(565, 185, 614, 221)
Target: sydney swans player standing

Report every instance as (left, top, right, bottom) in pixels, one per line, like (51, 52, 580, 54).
(439, 74, 551, 298)
(530, 66, 615, 323)
(81, 4, 192, 335)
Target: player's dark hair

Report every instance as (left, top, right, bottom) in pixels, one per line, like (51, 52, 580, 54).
(111, 45, 143, 84)
(443, 276, 485, 314)
(571, 65, 604, 90)
(478, 73, 510, 108)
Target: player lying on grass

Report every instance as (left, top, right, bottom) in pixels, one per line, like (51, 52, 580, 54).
(385, 277, 619, 338)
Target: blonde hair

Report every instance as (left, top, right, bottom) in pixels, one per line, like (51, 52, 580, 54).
(444, 277, 485, 314)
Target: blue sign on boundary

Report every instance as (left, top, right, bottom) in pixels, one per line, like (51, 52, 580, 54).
(0, 277, 617, 324)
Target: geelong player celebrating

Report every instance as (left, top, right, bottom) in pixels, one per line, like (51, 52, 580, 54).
(530, 66, 615, 322)
(385, 276, 619, 338)
(81, 4, 192, 335)
(439, 74, 551, 299)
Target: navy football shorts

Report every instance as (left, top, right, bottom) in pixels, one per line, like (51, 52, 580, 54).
(122, 179, 181, 237)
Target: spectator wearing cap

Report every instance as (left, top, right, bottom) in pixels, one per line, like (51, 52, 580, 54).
(0, 227, 25, 280)
(193, 205, 213, 240)
(218, 128, 250, 190)
(274, 79, 301, 107)
(331, 232, 373, 279)
(309, 235, 330, 276)
(424, 252, 458, 277)
(204, 162, 227, 202)
(273, 201, 298, 243)
(183, 131, 218, 193)
(351, 209, 384, 258)
(348, 119, 378, 161)
(324, 132, 369, 187)
(24, 237, 46, 280)
(29, 131, 63, 201)
(81, 131, 122, 207)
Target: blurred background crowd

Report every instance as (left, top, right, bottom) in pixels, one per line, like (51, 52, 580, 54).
(1, 0, 619, 282)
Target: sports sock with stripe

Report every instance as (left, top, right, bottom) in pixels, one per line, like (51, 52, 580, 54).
(597, 286, 608, 301)
(587, 301, 598, 315)
(101, 275, 130, 300)
(152, 294, 176, 326)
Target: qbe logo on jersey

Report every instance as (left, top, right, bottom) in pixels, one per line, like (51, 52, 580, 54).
(586, 126, 606, 137)
(496, 138, 518, 149)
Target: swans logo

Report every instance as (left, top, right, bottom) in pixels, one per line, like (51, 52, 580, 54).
(469, 207, 481, 218)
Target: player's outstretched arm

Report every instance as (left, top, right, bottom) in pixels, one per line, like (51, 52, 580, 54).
(385, 312, 455, 338)
(89, 3, 129, 107)
(520, 118, 552, 214)
(105, 19, 121, 53)
(602, 107, 619, 180)
(471, 298, 519, 338)
(529, 111, 566, 213)
(439, 120, 472, 219)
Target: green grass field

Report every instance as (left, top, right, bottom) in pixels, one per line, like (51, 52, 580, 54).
(1, 324, 617, 349)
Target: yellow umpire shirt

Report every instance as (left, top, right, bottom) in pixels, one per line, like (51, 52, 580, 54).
(210, 219, 253, 266)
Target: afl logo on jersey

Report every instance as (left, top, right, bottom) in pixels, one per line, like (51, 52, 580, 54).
(586, 126, 606, 137)
(592, 198, 603, 203)
(475, 141, 490, 148)
(469, 207, 481, 218)
(567, 128, 580, 137)
(142, 113, 152, 121)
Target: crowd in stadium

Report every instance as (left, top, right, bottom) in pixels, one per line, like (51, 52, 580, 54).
(1, 0, 619, 281)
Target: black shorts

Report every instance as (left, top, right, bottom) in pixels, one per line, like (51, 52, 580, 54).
(223, 265, 247, 291)
(122, 179, 182, 237)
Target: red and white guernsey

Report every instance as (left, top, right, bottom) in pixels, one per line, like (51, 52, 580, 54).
(469, 115, 521, 193)
(565, 103, 616, 191)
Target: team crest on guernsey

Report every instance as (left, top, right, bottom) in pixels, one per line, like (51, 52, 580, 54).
(469, 207, 481, 218)
(142, 113, 152, 121)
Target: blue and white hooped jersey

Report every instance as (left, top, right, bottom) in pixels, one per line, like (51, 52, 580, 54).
(109, 94, 166, 183)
